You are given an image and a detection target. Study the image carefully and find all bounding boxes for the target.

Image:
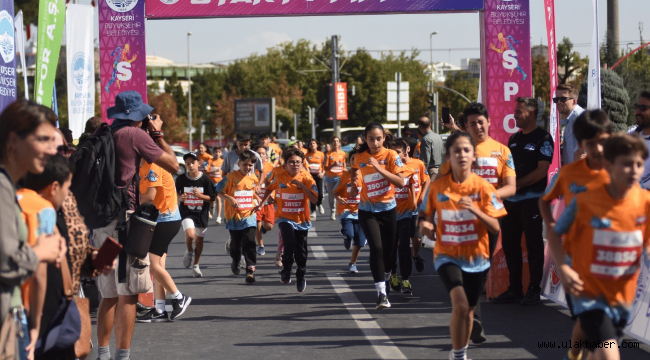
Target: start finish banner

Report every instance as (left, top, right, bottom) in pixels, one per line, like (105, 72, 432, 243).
(481, 0, 533, 145)
(145, 0, 484, 19)
(100, 0, 147, 123)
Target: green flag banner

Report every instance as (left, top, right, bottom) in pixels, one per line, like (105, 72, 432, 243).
(35, 0, 65, 107)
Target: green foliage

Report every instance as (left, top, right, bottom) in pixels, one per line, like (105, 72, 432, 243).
(532, 55, 550, 103)
(439, 72, 478, 129)
(612, 45, 650, 126)
(578, 68, 630, 131)
(557, 37, 588, 85)
(601, 29, 620, 70)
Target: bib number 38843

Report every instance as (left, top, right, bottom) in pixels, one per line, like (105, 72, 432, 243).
(440, 209, 478, 245)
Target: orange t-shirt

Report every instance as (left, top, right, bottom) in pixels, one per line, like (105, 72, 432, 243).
(266, 170, 318, 230)
(543, 157, 610, 206)
(555, 185, 650, 310)
(439, 137, 515, 189)
(334, 170, 362, 217)
(139, 162, 178, 215)
(352, 148, 405, 213)
(206, 158, 224, 184)
(215, 171, 259, 230)
(256, 161, 276, 203)
(396, 158, 430, 221)
(305, 151, 325, 175)
(300, 147, 308, 155)
(197, 152, 213, 172)
(422, 173, 507, 272)
(325, 150, 347, 178)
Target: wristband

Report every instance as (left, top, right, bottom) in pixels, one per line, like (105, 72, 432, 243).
(150, 130, 165, 141)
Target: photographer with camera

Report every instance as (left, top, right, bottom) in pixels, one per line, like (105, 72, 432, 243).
(91, 90, 179, 360)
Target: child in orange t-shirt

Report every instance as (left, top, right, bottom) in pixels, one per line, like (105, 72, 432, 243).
(419, 132, 506, 360)
(256, 147, 318, 292)
(305, 139, 326, 218)
(207, 147, 224, 224)
(254, 144, 276, 256)
(324, 136, 347, 220)
(334, 150, 365, 273)
(548, 133, 650, 360)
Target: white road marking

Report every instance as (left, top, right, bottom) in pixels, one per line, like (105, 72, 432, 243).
(308, 227, 318, 238)
(327, 275, 408, 360)
(310, 245, 328, 259)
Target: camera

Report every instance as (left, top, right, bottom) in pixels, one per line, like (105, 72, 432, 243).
(141, 114, 153, 132)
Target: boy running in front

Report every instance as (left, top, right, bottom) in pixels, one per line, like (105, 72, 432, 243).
(254, 144, 276, 256)
(216, 150, 261, 283)
(539, 109, 612, 360)
(334, 150, 366, 273)
(548, 133, 650, 360)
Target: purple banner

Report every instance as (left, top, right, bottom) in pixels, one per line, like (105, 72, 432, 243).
(145, 0, 483, 19)
(0, 0, 16, 112)
(100, 0, 147, 123)
(481, 0, 532, 145)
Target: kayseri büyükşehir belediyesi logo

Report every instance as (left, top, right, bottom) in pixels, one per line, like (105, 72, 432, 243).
(72, 52, 93, 91)
(0, 10, 15, 64)
(106, 0, 139, 13)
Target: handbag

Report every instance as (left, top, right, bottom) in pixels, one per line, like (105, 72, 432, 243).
(35, 259, 81, 355)
(0, 310, 16, 360)
(124, 202, 159, 259)
(74, 286, 91, 359)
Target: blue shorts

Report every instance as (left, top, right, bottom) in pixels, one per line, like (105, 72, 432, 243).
(340, 217, 367, 247)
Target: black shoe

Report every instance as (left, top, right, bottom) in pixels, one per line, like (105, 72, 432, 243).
(491, 289, 524, 304)
(231, 259, 240, 275)
(136, 308, 169, 323)
(170, 294, 192, 320)
(520, 287, 541, 305)
(375, 294, 391, 310)
(297, 278, 306, 293)
(136, 302, 154, 317)
(470, 318, 487, 344)
(245, 271, 256, 283)
(280, 269, 291, 284)
(413, 254, 425, 273)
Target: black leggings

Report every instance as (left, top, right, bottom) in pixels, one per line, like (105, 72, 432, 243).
(437, 263, 488, 308)
(358, 209, 397, 282)
(310, 175, 324, 211)
(149, 220, 182, 256)
(279, 222, 309, 276)
(391, 217, 413, 280)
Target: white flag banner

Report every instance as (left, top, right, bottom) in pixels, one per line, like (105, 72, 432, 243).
(14, 10, 27, 100)
(66, 4, 95, 140)
(587, 0, 601, 110)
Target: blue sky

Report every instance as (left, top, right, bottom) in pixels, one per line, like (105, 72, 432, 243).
(89, 0, 649, 66)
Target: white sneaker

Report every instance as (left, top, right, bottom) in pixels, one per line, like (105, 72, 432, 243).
(192, 264, 202, 278)
(239, 255, 246, 269)
(216, 217, 222, 224)
(310, 212, 316, 220)
(318, 204, 325, 214)
(330, 211, 336, 221)
(208, 211, 213, 219)
(183, 251, 193, 269)
(225, 237, 231, 254)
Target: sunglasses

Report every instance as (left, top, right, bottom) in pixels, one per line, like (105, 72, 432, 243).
(552, 97, 574, 104)
(635, 104, 650, 112)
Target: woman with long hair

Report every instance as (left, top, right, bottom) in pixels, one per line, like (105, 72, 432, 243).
(324, 136, 346, 220)
(305, 139, 325, 219)
(350, 122, 405, 309)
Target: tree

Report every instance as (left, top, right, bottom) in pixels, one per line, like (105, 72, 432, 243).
(438, 71, 478, 130)
(556, 37, 588, 85)
(601, 29, 620, 69)
(148, 92, 185, 143)
(532, 55, 550, 103)
(613, 43, 650, 125)
(578, 68, 630, 131)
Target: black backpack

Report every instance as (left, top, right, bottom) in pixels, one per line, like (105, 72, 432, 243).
(69, 123, 127, 229)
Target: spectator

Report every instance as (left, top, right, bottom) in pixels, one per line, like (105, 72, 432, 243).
(58, 128, 73, 145)
(556, 84, 584, 165)
(493, 97, 553, 306)
(92, 90, 179, 360)
(355, 135, 364, 150)
(78, 116, 102, 144)
(0, 99, 66, 360)
(629, 91, 650, 189)
(220, 132, 265, 182)
(401, 124, 412, 138)
(417, 116, 444, 175)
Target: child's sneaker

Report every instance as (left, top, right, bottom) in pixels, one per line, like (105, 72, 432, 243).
(192, 264, 202, 278)
(348, 263, 358, 273)
(182, 251, 193, 269)
(239, 255, 246, 269)
(215, 216, 222, 224)
(274, 251, 283, 267)
(257, 246, 265, 256)
(225, 237, 231, 254)
(245, 271, 255, 283)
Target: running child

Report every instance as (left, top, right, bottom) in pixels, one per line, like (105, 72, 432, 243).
(333, 150, 366, 273)
(176, 152, 216, 277)
(324, 136, 346, 220)
(547, 133, 650, 360)
(349, 122, 405, 310)
(539, 109, 612, 360)
(197, 143, 213, 174)
(403, 137, 430, 273)
(216, 150, 260, 283)
(305, 139, 326, 219)
(419, 132, 507, 360)
(256, 147, 318, 293)
(254, 144, 276, 256)
(207, 147, 224, 224)
(137, 160, 191, 322)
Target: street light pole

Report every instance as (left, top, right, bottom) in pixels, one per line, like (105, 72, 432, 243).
(429, 32, 438, 131)
(187, 32, 193, 151)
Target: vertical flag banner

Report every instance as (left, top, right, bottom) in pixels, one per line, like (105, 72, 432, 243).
(544, 0, 560, 182)
(34, 0, 65, 107)
(14, 9, 26, 100)
(587, 0, 601, 110)
(0, 0, 16, 112)
(66, 4, 95, 139)
(335, 82, 348, 120)
(481, 0, 533, 145)
(100, 0, 147, 124)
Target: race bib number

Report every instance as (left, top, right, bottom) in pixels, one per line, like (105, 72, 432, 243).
(590, 229, 643, 279)
(395, 177, 410, 202)
(183, 187, 204, 208)
(440, 209, 478, 245)
(364, 172, 390, 199)
(474, 157, 498, 184)
(234, 190, 254, 209)
(331, 164, 344, 174)
(282, 192, 305, 213)
(309, 163, 321, 174)
(199, 161, 208, 171)
(209, 168, 221, 178)
(346, 185, 361, 204)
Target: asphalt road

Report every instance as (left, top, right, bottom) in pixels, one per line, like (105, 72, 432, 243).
(87, 203, 650, 360)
